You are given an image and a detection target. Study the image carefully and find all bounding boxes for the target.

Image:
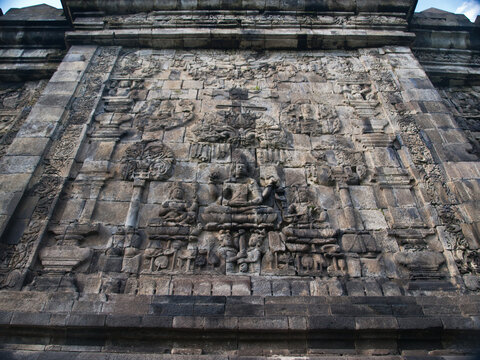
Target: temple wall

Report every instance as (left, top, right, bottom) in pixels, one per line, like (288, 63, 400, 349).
(0, 2, 479, 358)
(0, 46, 471, 297)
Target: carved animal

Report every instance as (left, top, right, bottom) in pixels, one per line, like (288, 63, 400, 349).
(301, 255, 314, 270)
(313, 254, 326, 270)
(154, 255, 169, 270)
(207, 248, 220, 268)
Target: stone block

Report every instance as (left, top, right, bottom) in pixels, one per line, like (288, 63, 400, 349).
(391, 304, 424, 316)
(181, 0, 199, 10)
(37, 94, 72, 109)
(0, 191, 22, 216)
(422, 305, 461, 316)
(350, 186, 378, 209)
(394, 68, 428, 79)
(49, 314, 68, 326)
(331, 304, 392, 316)
(50, 70, 84, 83)
(387, 207, 425, 228)
(44, 293, 76, 312)
(113, 296, 151, 315)
(0, 155, 40, 174)
(360, 210, 388, 230)
(251, 278, 272, 296)
(7, 137, 50, 156)
(288, 316, 307, 330)
(42, 81, 78, 96)
(163, 80, 182, 90)
(355, 316, 398, 330)
(204, 316, 238, 330)
(225, 303, 264, 317)
(11, 312, 51, 326)
(193, 304, 225, 316)
(364, 280, 383, 296)
(71, 300, 104, 314)
(397, 316, 442, 330)
(284, 167, 308, 187)
(211, 279, 232, 296)
(92, 201, 129, 224)
(346, 280, 365, 296)
(291, 281, 310, 296)
(327, 280, 345, 296)
(418, 101, 448, 113)
(308, 316, 355, 330)
(17, 120, 57, 138)
(106, 315, 142, 327)
(170, 161, 196, 182)
(150, 303, 194, 316)
(66, 314, 106, 327)
(172, 315, 205, 329)
(231, 280, 251, 296)
(182, 80, 204, 89)
(172, 279, 193, 296)
(265, 303, 309, 316)
(272, 280, 291, 296)
(0, 310, 13, 325)
(57, 61, 88, 72)
(192, 280, 212, 296)
(141, 315, 173, 328)
(382, 282, 402, 296)
(238, 316, 288, 331)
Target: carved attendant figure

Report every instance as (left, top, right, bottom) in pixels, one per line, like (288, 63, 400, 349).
(156, 182, 197, 225)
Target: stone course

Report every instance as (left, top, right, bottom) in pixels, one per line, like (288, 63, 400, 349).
(0, 0, 479, 358)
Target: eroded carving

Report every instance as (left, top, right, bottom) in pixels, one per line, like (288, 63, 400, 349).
(122, 141, 175, 181)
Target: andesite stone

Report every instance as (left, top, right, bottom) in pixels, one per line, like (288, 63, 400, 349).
(0, 1, 479, 358)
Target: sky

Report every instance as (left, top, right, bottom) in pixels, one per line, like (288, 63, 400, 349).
(1, 0, 479, 21)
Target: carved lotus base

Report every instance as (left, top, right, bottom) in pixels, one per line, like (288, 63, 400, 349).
(146, 225, 197, 242)
(283, 227, 338, 239)
(201, 211, 278, 230)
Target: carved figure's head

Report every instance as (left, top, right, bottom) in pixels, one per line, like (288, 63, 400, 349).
(232, 151, 249, 179)
(297, 187, 310, 203)
(219, 230, 233, 247)
(169, 182, 185, 200)
(249, 230, 265, 248)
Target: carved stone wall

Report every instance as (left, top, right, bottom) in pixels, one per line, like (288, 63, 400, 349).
(11, 47, 467, 298)
(1, 2, 480, 359)
(0, 80, 47, 159)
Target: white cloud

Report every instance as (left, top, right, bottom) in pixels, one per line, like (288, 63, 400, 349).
(455, 0, 480, 22)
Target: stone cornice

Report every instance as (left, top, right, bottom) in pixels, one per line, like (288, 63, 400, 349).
(65, 27, 415, 50)
(63, 0, 417, 17)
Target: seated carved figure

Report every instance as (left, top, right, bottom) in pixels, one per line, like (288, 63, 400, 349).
(283, 187, 337, 242)
(152, 182, 197, 226)
(201, 152, 277, 229)
(284, 187, 328, 229)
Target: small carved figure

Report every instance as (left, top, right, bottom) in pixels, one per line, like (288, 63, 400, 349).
(156, 182, 198, 225)
(216, 230, 238, 273)
(238, 230, 266, 273)
(285, 187, 328, 228)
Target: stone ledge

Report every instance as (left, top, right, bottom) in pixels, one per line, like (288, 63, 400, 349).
(64, 0, 416, 15)
(65, 29, 415, 49)
(0, 293, 479, 358)
(0, 292, 479, 332)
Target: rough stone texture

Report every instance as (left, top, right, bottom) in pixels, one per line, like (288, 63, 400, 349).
(0, 5, 68, 81)
(0, 1, 479, 358)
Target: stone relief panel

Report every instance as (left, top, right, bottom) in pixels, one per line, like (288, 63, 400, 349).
(0, 81, 47, 159)
(26, 49, 456, 295)
(440, 87, 480, 158)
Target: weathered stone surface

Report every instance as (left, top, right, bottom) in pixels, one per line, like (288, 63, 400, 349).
(0, 1, 479, 359)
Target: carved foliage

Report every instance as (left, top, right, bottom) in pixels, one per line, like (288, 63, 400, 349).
(122, 141, 175, 181)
